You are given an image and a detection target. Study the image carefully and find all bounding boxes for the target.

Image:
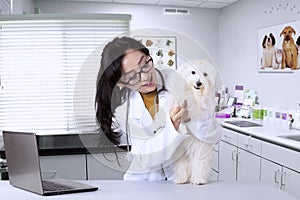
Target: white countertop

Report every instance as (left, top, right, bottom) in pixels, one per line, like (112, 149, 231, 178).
(0, 180, 297, 200)
(221, 118, 300, 152)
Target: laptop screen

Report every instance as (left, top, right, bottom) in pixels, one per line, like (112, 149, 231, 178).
(3, 131, 44, 194)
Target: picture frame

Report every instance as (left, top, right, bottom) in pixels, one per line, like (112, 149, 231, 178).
(133, 36, 177, 69)
(257, 20, 300, 73)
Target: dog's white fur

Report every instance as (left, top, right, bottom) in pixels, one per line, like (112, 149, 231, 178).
(261, 33, 277, 69)
(173, 60, 218, 185)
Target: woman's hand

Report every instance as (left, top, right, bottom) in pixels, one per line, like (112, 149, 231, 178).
(169, 101, 190, 131)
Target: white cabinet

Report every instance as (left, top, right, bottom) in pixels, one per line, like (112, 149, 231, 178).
(237, 148, 260, 181)
(208, 145, 219, 182)
(219, 140, 237, 180)
(260, 158, 282, 188)
(261, 141, 300, 199)
(39, 152, 130, 181)
(39, 154, 87, 180)
(261, 158, 300, 199)
(219, 128, 261, 181)
(87, 152, 130, 180)
(208, 169, 219, 182)
(236, 133, 261, 181)
(219, 128, 238, 180)
(283, 167, 300, 199)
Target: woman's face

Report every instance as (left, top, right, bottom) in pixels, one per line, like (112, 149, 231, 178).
(120, 50, 157, 93)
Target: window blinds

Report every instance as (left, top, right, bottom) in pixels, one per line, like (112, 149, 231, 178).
(0, 14, 130, 134)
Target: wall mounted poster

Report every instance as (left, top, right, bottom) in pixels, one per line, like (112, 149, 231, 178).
(257, 21, 300, 72)
(134, 36, 177, 69)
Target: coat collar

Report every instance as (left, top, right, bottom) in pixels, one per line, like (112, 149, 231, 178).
(128, 69, 167, 121)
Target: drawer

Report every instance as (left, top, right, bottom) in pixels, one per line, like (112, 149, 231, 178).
(87, 152, 130, 180)
(221, 128, 238, 146)
(261, 141, 300, 173)
(39, 155, 86, 180)
(238, 134, 262, 156)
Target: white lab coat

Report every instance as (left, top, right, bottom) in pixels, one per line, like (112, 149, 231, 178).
(114, 66, 221, 181)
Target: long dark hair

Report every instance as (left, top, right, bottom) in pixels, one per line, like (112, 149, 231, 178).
(95, 37, 150, 145)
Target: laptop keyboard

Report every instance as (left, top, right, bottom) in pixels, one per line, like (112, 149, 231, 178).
(42, 181, 75, 191)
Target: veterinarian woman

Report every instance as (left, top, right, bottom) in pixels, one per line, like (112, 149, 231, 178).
(95, 36, 220, 182)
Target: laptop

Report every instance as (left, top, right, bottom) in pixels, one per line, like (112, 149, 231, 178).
(3, 130, 98, 196)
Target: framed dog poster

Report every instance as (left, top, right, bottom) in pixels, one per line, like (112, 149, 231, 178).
(257, 20, 300, 73)
(134, 36, 177, 69)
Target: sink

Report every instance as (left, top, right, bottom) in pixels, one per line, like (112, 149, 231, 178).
(225, 120, 262, 128)
(279, 134, 300, 142)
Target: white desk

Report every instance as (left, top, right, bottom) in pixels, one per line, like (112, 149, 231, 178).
(0, 180, 297, 200)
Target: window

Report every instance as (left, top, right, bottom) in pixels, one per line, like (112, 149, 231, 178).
(0, 14, 130, 134)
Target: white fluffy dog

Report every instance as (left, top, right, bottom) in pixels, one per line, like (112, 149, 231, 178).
(172, 60, 221, 185)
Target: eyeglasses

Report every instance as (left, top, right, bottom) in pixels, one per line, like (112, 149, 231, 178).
(119, 57, 154, 86)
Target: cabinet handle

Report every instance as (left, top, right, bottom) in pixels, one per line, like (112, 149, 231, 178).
(244, 136, 253, 149)
(224, 135, 231, 139)
(280, 171, 287, 189)
(274, 169, 280, 184)
(244, 142, 253, 149)
(232, 150, 237, 161)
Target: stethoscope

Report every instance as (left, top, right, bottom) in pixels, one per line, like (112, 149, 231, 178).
(124, 68, 165, 152)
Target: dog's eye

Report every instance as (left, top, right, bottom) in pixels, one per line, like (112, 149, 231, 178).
(203, 72, 207, 77)
(191, 71, 196, 75)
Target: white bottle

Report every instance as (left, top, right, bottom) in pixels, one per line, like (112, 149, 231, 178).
(274, 109, 282, 133)
(262, 107, 270, 130)
(281, 110, 289, 132)
(293, 110, 300, 129)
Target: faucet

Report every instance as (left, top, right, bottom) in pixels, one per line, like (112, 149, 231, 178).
(289, 103, 300, 131)
(289, 118, 294, 130)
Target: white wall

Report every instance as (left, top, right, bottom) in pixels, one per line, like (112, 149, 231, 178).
(219, 0, 300, 110)
(34, 0, 220, 66)
(30, 0, 300, 110)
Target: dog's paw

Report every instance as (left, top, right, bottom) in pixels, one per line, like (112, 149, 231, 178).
(173, 174, 190, 184)
(174, 178, 189, 184)
(190, 178, 207, 185)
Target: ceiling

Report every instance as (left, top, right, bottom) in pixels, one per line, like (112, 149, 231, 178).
(66, 0, 240, 9)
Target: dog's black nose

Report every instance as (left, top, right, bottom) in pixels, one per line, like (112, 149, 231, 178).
(285, 35, 290, 41)
(196, 81, 202, 87)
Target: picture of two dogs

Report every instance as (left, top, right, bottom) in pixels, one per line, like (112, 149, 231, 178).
(261, 25, 300, 70)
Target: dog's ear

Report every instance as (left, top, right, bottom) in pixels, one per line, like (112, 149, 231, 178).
(262, 35, 267, 48)
(280, 28, 285, 37)
(292, 27, 296, 35)
(287, 26, 296, 35)
(270, 33, 276, 46)
(297, 36, 300, 46)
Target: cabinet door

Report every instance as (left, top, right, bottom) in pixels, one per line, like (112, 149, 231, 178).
(219, 141, 237, 181)
(208, 169, 218, 182)
(282, 167, 300, 199)
(211, 149, 219, 172)
(87, 152, 130, 180)
(260, 158, 282, 188)
(221, 128, 238, 145)
(39, 155, 87, 180)
(237, 148, 260, 181)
